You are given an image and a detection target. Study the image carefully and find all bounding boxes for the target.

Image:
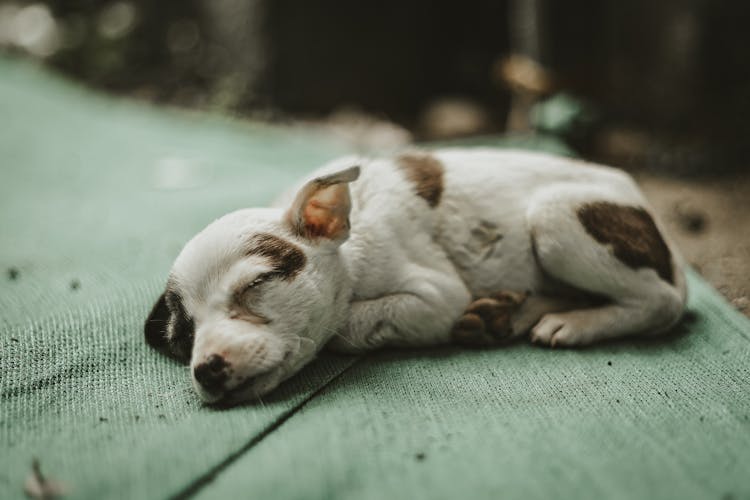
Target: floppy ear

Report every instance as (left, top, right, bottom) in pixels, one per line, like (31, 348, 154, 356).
(285, 166, 360, 242)
(144, 292, 170, 349)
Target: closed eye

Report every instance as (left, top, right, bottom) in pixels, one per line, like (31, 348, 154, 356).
(232, 273, 275, 324)
(233, 270, 281, 308)
(244, 271, 281, 291)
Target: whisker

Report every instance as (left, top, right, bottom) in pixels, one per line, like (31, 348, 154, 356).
(331, 331, 356, 347)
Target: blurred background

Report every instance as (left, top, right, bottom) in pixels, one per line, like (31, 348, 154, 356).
(0, 0, 748, 311)
(3, 0, 750, 170)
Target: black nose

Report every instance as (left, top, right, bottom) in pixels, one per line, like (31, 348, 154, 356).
(194, 354, 229, 394)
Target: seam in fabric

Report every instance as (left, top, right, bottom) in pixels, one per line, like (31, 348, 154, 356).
(169, 357, 363, 499)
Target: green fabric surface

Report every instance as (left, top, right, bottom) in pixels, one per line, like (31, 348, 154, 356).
(198, 274, 750, 500)
(1, 56, 749, 500)
(0, 57, 358, 500)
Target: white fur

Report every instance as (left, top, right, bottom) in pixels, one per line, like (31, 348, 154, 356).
(166, 148, 687, 403)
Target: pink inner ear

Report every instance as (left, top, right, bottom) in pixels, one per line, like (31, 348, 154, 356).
(303, 200, 338, 238)
(301, 184, 349, 239)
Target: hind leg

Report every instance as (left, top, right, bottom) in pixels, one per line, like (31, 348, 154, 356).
(525, 185, 686, 347)
(510, 294, 590, 337)
(452, 292, 589, 346)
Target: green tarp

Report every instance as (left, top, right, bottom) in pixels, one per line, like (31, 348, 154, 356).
(1, 58, 749, 500)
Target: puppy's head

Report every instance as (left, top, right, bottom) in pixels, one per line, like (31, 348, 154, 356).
(144, 166, 359, 404)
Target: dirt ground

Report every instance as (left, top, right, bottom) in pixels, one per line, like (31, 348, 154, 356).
(635, 172, 750, 317)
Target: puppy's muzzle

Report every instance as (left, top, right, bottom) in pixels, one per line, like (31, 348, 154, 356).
(194, 354, 229, 395)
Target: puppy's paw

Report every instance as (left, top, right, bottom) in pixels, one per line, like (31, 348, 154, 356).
(452, 312, 493, 346)
(530, 313, 587, 347)
(452, 292, 526, 347)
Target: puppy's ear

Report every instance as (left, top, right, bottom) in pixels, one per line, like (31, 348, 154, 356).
(144, 292, 170, 349)
(285, 166, 360, 242)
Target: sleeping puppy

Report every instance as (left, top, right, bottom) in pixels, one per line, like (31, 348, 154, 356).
(144, 149, 687, 404)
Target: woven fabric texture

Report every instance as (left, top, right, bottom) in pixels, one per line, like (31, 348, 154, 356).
(1, 58, 749, 500)
(198, 275, 750, 500)
(0, 57, 357, 500)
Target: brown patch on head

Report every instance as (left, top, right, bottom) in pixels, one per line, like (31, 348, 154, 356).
(144, 283, 195, 364)
(397, 152, 444, 208)
(144, 292, 170, 349)
(246, 233, 306, 280)
(164, 286, 196, 362)
(578, 202, 673, 283)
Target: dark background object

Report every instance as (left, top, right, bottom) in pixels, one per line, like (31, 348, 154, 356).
(1, 0, 750, 170)
(264, 0, 509, 128)
(507, 0, 750, 172)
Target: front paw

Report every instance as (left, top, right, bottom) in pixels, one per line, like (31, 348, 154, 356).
(452, 291, 526, 347)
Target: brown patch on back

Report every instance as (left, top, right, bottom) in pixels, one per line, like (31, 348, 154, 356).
(246, 233, 306, 280)
(578, 201, 673, 283)
(397, 152, 444, 208)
